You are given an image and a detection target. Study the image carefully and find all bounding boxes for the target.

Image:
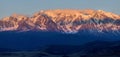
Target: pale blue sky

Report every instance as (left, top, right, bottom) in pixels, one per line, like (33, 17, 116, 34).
(0, 0, 120, 19)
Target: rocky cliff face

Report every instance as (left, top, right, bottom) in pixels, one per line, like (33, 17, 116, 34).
(0, 9, 120, 34)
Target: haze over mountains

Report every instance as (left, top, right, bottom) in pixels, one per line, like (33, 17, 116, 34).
(0, 9, 120, 34)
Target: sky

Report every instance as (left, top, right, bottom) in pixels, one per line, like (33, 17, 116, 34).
(0, 0, 120, 19)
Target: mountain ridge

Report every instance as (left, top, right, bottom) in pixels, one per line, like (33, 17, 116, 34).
(0, 9, 120, 33)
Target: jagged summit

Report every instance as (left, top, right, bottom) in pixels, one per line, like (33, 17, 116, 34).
(0, 9, 120, 33)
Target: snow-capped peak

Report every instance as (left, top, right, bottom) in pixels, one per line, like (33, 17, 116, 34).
(0, 9, 120, 33)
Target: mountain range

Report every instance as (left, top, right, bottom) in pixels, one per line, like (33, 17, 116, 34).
(0, 9, 120, 34)
(0, 9, 120, 57)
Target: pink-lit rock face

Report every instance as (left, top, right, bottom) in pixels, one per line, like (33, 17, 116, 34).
(0, 9, 120, 33)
